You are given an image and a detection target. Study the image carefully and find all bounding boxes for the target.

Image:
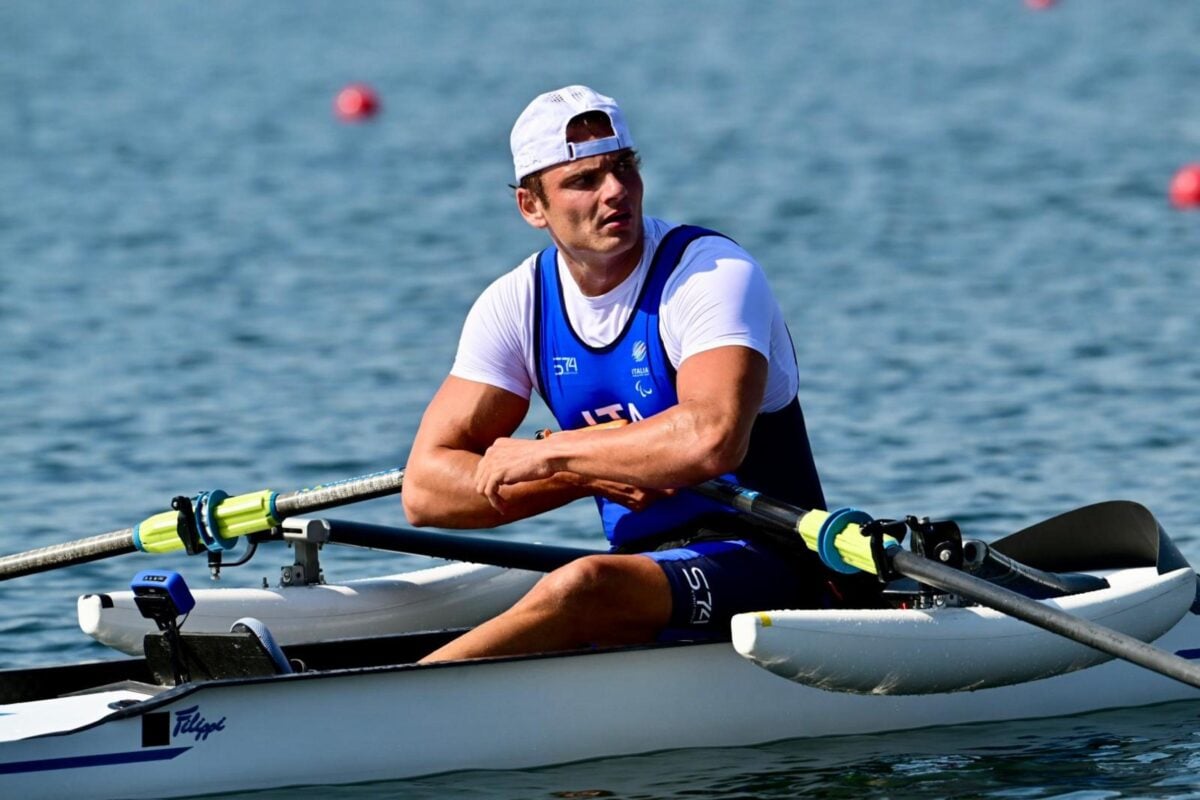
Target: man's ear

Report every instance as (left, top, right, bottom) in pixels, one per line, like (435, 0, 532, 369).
(516, 187, 548, 229)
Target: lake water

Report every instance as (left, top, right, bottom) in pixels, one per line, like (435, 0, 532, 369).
(4, 1, 1200, 796)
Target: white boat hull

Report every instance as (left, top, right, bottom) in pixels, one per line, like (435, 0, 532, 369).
(2, 611, 1200, 800)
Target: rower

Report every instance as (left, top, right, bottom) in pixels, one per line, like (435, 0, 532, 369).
(403, 84, 881, 663)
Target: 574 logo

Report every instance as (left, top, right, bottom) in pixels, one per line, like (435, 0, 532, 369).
(684, 567, 713, 625)
(552, 356, 578, 377)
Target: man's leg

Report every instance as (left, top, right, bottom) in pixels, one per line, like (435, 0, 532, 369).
(418, 554, 671, 663)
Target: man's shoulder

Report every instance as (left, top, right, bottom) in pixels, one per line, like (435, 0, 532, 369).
(466, 252, 541, 328)
(665, 222, 755, 267)
(481, 251, 539, 296)
(659, 222, 768, 305)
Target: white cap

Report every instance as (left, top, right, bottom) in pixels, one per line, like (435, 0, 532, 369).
(510, 85, 635, 182)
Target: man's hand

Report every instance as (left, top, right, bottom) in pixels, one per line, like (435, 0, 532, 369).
(473, 434, 671, 514)
(474, 437, 561, 512)
(587, 479, 675, 512)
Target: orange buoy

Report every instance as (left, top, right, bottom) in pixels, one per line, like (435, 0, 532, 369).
(1169, 165, 1200, 209)
(335, 84, 380, 122)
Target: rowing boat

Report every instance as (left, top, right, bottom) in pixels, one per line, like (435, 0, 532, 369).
(1, 475, 1199, 799)
(3, 611, 1199, 800)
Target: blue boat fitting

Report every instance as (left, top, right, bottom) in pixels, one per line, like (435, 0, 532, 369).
(130, 570, 196, 620)
(194, 489, 237, 551)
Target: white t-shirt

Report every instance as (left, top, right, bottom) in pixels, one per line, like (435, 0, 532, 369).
(450, 217, 800, 413)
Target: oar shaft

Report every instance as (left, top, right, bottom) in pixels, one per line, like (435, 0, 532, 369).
(892, 549, 1200, 690)
(319, 518, 599, 573)
(0, 530, 137, 579)
(694, 479, 803, 531)
(274, 468, 405, 517)
(693, 479, 886, 573)
(0, 468, 408, 581)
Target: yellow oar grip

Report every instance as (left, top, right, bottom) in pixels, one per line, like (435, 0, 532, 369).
(133, 489, 278, 554)
(215, 489, 278, 539)
(796, 510, 896, 575)
(134, 510, 185, 554)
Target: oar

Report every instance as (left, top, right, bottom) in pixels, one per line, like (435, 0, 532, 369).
(303, 518, 601, 573)
(0, 468, 408, 581)
(691, 478, 1200, 691)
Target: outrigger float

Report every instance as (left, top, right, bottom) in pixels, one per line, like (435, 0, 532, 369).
(1, 469, 1199, 800)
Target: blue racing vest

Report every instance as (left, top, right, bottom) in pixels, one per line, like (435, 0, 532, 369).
(533, 225, 825, 549)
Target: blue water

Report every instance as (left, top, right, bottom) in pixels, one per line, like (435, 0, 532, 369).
(4, 0, 1200, 796)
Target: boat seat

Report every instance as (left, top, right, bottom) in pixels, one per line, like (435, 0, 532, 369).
(143, 624, 295, 686)
(229, 617, 293, 675)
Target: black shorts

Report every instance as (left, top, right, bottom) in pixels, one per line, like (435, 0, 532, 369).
(644, 537, 825, 637)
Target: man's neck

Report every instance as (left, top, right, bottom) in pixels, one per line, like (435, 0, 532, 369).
(557, 237, 646, 297)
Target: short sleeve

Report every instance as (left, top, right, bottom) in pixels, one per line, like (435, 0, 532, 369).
(449, 263, 536, 399)
(660, 238, 774, 364)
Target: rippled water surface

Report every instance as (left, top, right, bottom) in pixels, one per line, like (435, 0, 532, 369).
(4, 1, 1200, 797)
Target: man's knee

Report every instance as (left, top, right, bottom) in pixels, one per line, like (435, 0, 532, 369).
(538, 556, 630, 608)
(530, 555, 670, 625)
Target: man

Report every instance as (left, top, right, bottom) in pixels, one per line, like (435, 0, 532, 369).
(403, 85, 850, 663)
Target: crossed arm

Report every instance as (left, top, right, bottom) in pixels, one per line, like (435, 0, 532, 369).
(401, 345, 768, 528)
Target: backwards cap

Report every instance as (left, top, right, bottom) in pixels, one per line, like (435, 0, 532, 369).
(510, 85, 635, 182)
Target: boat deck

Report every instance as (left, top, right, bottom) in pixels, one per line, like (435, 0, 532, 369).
(0, 627, 477, 714)
(0, 684, 161, 743)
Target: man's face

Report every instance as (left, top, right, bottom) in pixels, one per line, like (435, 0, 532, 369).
(519, 148, 644, 272)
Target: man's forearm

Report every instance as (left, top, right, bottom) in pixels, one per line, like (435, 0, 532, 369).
(402, 447, 595, 528)
(543, 403, 741, 491)
(533, 350, 767, 492)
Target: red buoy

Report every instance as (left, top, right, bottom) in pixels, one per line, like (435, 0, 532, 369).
(1026, 0, 1057, 9)
(335, 84, 380, 121)
(1170, 165, 1200, 209)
